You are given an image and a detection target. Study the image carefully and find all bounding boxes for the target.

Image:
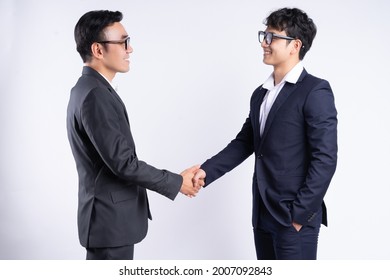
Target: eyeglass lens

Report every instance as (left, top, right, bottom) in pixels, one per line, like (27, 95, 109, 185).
(259, 32, 272, 45)
(124, 37, 130, 50)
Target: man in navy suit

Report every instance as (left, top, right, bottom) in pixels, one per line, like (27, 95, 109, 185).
(67, 10, 201, 260)
(193, 8, 337, 259)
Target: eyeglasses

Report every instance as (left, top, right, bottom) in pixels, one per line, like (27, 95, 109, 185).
(258, 31, 295, 45)
(97, 36, 131, 50)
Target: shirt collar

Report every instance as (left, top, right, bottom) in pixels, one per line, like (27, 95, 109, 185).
(262, 61, 304, 90)
(285, 61, 304, 84)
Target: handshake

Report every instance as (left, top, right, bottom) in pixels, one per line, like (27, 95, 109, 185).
(179, 165, 206, 198)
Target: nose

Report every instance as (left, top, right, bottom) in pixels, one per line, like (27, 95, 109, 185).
(260, 40, 269, 48)
(126, 44, 133, 53)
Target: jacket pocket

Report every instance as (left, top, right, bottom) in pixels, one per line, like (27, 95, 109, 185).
(110, 188, 138, 204)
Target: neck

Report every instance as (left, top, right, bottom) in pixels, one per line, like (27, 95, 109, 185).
(85, 61, 115, 82)
(273, 59, 300, 85)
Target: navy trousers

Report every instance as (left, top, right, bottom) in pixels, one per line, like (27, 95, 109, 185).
(254, 201, 321, 260)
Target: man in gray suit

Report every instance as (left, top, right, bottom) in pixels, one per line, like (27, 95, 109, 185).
(67, 10, 201, 260)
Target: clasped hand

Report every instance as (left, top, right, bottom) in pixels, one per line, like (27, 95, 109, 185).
(180, 165, 206, 198)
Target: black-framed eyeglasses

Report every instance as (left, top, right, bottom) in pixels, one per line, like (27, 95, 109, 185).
(258, 31, 295, 45)
(97, 36, 131, 50)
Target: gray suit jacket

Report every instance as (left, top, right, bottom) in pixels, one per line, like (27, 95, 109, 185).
(67, 66, 182, 248)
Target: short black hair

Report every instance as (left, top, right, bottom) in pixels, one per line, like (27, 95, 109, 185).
(264, 8, 317, 60)
(74, 10, 123, 62)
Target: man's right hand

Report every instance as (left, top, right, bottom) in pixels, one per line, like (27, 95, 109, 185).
(180, 165, 201, 198)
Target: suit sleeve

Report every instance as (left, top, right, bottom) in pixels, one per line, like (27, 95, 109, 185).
(80, 87, 182, 200)
(292, 80, 338, 225)
(202, 115, 255, 186)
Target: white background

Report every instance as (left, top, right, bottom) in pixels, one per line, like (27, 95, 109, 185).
(0, 0, 389, 260)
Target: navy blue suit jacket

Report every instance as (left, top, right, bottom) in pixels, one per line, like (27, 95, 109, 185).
(201, 69, 337, 228)
(67, 66, 182, 248)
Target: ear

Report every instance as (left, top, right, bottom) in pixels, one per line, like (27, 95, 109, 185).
(90, 42, 104, 60)
(290, 39, 302, 56)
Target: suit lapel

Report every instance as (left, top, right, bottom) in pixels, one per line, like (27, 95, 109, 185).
(261, 83, 297, 139)
(107, 87, 130, 122)
(259, 69, 307, 144)
(253, 86, 267, 151)
(106, 86, 126, 109)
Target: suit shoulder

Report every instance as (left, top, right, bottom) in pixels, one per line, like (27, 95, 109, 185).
(69, 79, 114, 120)
(71, 75, 111, 101)
(298, 72, 333, 97)
(302, 73, 336, 113)
(302, 72, 331, 87)
(72, 74, 105, 92)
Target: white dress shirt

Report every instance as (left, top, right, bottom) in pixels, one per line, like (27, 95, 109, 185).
(259, 62, 304, 136)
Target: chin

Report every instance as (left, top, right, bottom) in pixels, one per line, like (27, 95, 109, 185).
(263, 58, 273, 65)
(119, 67, 130, 73)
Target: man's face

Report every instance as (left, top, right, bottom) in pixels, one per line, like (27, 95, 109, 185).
(261, 27, 295, 68)
(100, 22, 133, 77)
